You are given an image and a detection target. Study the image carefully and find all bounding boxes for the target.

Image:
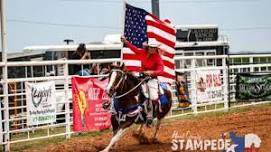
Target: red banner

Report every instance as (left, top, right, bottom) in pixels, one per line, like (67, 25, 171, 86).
(72, 76, 111, 132)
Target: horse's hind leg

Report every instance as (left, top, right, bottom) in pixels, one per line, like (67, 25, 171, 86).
(100, 128, 128, 152)
(133, 124, 149, 144)
(151, 119, 161, 143)
(133, 124, 144, 136)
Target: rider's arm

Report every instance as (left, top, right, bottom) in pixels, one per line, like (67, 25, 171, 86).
(125, 41, 143, 55)
(121, 36, 142, 54)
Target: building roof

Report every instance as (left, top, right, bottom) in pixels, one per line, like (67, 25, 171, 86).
(7, 50, 45, 59)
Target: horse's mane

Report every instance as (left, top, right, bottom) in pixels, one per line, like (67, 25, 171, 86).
(114, 71, 141, 100)
(111, 66, 140, 83)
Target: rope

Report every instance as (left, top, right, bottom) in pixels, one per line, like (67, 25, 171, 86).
(114, 77, 150, 99)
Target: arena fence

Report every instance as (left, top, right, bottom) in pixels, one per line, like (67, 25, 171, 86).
(0, 54, 271, 151)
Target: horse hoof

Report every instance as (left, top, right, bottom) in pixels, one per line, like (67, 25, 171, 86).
(139, 137, 149, 144)
(150, 138, 160, 144)
(98, 147, 109, 152)
(139, 135, 150, 144)
(132, 131, 140, 138)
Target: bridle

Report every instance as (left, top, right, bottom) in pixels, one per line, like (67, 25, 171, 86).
(110, 69, 126, 93)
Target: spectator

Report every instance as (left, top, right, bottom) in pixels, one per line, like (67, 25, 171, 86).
(98, 67, 109, 81)
(70, 43, 90, 76)
(90, 63, 100, 75)
(100, 67, 109, 75)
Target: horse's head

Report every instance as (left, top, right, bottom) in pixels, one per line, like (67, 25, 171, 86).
(106, 63, 126, 97)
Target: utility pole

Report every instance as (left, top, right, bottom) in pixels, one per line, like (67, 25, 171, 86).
(151, 0, 160, 19)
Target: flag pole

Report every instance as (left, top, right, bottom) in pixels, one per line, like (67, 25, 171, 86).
(120, 0, 127, 62)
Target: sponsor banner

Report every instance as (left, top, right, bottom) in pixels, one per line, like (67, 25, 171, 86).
(236, 73, 271, 101)
(175, 72, 191, 108)
(25, 81, 56, 126)
(72, 76, 111, 132)
(196, 70, 222, 103)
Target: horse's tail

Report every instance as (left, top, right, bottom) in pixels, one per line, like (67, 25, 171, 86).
(157, 89, 172, 120)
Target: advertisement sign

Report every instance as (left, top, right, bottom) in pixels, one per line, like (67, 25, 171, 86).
(72, 76, 111, 132)
(25, 81, 56, 126)
(196, 70, 223, 103)
(175, 72, 191, 108)
(236, 73, 271, 101)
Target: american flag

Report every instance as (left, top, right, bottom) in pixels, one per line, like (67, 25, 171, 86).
(122, 3, 176, 84)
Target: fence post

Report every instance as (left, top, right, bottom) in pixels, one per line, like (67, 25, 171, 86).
(64, 61, 71, 138)
(249, 57, 254, 72)
(0, 98, 2, 149)
(223, 57, 229, 112)
(191, 58, 198, 114)
(1, 0, 10, 150)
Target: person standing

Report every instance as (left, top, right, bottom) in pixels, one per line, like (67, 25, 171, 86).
(70, 43, 90, 76)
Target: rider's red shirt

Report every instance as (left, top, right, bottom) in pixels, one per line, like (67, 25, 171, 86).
(126, 41, 164, 77)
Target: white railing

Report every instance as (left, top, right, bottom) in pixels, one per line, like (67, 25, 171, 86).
(0, 54, 271, 151)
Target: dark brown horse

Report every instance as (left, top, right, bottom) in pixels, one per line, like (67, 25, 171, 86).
(101, 64, 172, 152)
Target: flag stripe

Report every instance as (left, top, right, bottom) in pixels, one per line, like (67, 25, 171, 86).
(160, 44, 175, 56)
(164, 66, 175, 76)
(123, 47, 135, 54)
(123, 66, 141, 72)
(147, 32, 176, 48)
(161, 55, 175, 64)
(123, 60, 141, 67)
(163, 61, 175, 69)
(145, 15, 176, 36)
(123, 54, 140, 60)
(147, 26, 176, 43)
(158, 76, 176, 83)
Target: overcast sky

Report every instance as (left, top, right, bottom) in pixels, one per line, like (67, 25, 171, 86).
(3, 0, 271, 53)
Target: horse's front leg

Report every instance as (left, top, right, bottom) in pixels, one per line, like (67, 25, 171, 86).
(132, 124, 150, 144)
(100, 128, 128, 152)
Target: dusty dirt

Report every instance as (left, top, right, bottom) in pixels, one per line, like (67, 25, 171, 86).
(26, 105, 271, 152)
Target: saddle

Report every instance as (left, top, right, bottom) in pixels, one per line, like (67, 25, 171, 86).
(139, 81, 169, 115)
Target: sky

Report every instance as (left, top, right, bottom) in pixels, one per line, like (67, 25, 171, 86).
(3, 0, 271, 53)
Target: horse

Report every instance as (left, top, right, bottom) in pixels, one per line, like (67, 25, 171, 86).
(100, 64, 172, 152)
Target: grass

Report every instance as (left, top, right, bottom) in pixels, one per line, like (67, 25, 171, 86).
(11, 136, 66, 152)
(10, 126, 66, 141)
(5, 102, 271, 151)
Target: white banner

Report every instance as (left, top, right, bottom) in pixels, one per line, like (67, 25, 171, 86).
(26, 81, 56, 126)
(196, 70, 223, 103)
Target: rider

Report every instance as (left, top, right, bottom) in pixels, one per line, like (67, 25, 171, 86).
(121, 36, 164, 126)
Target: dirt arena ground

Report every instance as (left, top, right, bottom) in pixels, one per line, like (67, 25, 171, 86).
(26, 104, 271, 152)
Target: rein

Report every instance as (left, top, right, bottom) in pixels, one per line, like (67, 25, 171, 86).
(114, 76, 150, 99)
